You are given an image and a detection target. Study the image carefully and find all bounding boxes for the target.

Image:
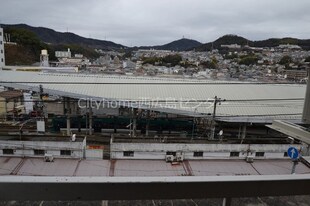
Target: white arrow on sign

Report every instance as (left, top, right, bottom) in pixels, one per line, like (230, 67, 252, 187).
(290, 148, 295, 159)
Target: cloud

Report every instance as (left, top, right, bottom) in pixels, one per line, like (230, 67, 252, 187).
(1, 0, 309, 46)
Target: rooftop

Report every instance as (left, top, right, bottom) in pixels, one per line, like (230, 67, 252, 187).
(0, 157, 309, 177)
(0, 71, 306, 122)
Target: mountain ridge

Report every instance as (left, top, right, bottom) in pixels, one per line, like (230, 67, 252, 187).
(137, 38, 202, 51)
(194, 34, 310, 51)
(2, 24, 310, 52)
(2, 24, 126, 50)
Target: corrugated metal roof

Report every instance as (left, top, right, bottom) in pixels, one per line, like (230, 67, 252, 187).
(0, 71, 305, 121)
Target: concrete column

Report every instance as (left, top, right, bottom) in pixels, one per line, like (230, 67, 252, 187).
(210, 120, 215, 140)
(63, 97, 66, 115)
(241, 124, 247, 139)
(191, 118, 195, 140)
(238, 124, 241, 139)
(133, 117, 137, 137)
(101, 200, 108, 206)
(113, 116, 117, 133)
(76, 100, 81, 133)
(146, 110, 150, 137)
(85, 112, 88, 135)
(4, 100, 7, 121)
(131, 108, 137, 137)
(89, 106, 93, 135)
(66, 97, 71, 136)
(222, 198, 231, 206)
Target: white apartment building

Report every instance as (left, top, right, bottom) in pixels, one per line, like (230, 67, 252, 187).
(55, 48, 72, 58)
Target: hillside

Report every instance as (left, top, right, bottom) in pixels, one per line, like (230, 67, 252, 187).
(154, 38, 202, 51)
(138, 38, 202, 51)
(195, 35, 252, 51)
(195, 34, 310, 51)
(2, 27, 100, 65)
(2, 24, 125, 50)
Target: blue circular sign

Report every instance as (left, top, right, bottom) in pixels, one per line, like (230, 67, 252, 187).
(287, 147, 299, 160)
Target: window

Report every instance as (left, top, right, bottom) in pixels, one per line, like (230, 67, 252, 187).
(255, 152, 265, 157)
(0, 32, 2, 36)
(166, 151, 176, 156)
(230, 152, 239, 157)
(60, 150, 71, 156)
(34, 149, 45, 155)
(1, 49, 3, 53)
(123, 151, 134, 157)
(284, 152, 288, 157)
(0, 41, 2, 45)
(1, 58, 3, 62)
(194, 151, 203, 157)
(3, 149, 14, 155)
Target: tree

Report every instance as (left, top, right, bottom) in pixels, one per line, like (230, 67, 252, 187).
(239, 56, 258, 66)
(162, 54, 182, 67)
(200, 61, 217, 69)
(279, 55, 293, 65)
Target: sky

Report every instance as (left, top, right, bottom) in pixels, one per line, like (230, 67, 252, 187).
(0, 0, 310, 46)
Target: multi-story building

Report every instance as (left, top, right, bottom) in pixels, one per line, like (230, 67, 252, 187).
(285, 69, 308, 80)
(55, 48, 72, 58)
(0, 27, 5, 69)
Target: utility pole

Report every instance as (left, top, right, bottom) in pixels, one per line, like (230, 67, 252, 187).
(210, 96, 225, 140)
(39, 85, 45, 119)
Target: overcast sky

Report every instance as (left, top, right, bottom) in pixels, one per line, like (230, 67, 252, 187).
(1, 0, 309, 46)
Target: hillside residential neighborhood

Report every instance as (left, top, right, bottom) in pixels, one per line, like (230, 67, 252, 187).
(88, 45, 310, 82)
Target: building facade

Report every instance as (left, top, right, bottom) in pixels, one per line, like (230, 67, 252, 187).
(55, 48, 71, 58)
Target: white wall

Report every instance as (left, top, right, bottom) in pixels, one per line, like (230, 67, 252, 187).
(0, 140, 84, 159)
(85, 149, 103, 159)
(111, 143, 301, 160)
(0, 140, 105, 160)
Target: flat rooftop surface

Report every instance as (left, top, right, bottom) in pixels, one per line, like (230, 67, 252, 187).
(0, 157, 309, 177)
